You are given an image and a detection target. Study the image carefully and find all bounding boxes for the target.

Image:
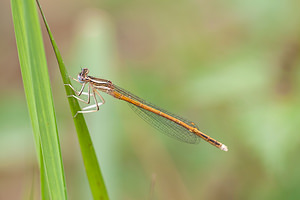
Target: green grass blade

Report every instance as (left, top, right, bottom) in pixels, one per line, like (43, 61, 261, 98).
(11, 0, 67, 199)
(35, 1, 109, 199)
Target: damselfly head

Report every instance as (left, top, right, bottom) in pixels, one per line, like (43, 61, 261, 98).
(78, 68, 89, 83)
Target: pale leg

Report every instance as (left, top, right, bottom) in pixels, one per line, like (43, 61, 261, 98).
(67, 84, 92, 104)
(65, 82, 86, 95)
(65, 77, 106, 117)
(74, 89, 105, 117)
(81, 89, 106, 110)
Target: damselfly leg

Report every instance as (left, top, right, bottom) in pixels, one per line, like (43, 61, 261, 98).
(65, 82, 105, 117)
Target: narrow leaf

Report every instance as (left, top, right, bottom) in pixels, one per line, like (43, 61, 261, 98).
(11, 0, 67, 199)
(35, 0, 109, 199)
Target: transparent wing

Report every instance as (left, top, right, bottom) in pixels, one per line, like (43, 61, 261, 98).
(114, 85, 201, 144)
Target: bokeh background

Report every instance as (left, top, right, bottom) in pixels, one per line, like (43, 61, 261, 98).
(1, 0, 300, 199)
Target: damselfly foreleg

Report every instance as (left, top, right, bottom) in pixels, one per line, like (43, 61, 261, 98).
(66, 84, 92, 104)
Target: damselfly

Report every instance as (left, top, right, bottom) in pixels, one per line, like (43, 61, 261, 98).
(66, 68, 228, 151)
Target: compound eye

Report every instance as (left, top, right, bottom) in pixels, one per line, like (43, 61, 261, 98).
(78, 74, 84, 83)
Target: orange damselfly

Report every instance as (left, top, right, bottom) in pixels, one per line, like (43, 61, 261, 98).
(66, 68, 228, 151)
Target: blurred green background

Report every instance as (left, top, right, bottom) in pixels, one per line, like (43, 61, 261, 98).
(2, 0, 300, 199)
